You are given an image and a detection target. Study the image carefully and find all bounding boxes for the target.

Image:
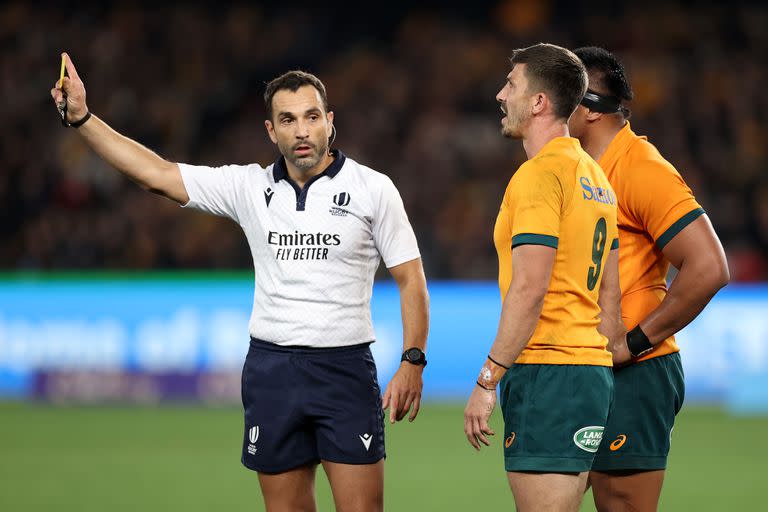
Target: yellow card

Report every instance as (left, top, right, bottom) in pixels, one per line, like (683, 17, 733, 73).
(59, 54, 66, 89)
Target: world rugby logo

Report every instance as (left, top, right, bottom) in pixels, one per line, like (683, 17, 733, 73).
(573, 426, 604, 453)
(333, 192, 351, 207)
(249, 426, 260, 444)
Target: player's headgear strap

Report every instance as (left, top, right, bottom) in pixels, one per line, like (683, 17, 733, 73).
(580, 90, 622, 114)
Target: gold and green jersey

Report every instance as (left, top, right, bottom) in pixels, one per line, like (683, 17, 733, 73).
(599, 122, 703, 363)
(494, 137, 618, 366)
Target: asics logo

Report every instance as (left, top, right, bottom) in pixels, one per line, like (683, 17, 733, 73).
(609, 434, 627, 451)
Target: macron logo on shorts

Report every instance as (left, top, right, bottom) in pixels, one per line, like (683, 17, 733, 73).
(359, 433, 373, 451)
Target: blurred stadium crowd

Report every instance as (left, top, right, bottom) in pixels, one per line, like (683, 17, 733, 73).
(3, 1, 767, 279)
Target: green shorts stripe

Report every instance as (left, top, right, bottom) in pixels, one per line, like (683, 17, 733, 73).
(592, 352, 685, 472)
(499, 363, 614, 473)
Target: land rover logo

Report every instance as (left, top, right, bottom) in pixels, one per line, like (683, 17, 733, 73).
(573, 426, 604, 453)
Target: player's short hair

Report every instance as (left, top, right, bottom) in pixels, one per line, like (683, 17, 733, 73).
(264, 70, 330, 121)
(510, 43, 588, 120)
(574, 47, 633, 118)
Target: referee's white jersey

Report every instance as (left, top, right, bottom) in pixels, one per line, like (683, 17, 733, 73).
(179, 150, 421, 348)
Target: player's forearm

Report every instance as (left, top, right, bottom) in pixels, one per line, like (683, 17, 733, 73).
(598, 307, 624, 345)
(597, 249, 624, 343)
(597, 284, 623, 342)
(488, 282, 545, 367)
(77, 114, 180, 196)
(639, 255, 729, 344)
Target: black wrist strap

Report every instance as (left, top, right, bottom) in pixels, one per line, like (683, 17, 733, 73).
(626, 325, 654, 357)
(68, 111, 92, 128)
(487, 354, 509, 370)
(401, 348, 427, 366)
(476, 380, 495, 391)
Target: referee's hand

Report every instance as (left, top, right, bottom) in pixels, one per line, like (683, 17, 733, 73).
(50, 52, 88, 123)
(382, 363, 424, 423)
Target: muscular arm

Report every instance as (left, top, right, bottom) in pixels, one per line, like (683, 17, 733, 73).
(464, 244, 554, 449)
(639, 214, 729, 344)
(51, 52, 188, 204)
(488, 244, 555, 366)
(75, 116, 188, 203)
(382, 258, 429, 423)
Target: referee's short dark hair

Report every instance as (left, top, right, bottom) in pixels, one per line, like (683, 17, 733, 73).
(510, 43, 588, 120)
(264, 71, 330, 121)
(574, 46, 633, 116)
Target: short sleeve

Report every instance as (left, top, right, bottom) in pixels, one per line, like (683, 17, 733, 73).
(179, 163, 252, 221)
(371, 176, 421, 268)
(508, 164, 562, 249)
(624, 158, 703, 249)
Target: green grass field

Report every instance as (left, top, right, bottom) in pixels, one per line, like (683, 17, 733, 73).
(0, 402, 764, 510)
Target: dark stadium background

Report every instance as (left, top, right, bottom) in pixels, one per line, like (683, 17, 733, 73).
(1, 1, 766, 510)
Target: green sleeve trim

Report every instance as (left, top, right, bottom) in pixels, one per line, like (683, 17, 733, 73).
(610, 238, 619, 250)
(511, 233, 559, 249)
(655, 208, 706, 250)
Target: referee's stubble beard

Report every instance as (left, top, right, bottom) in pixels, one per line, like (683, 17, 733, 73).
(277, 128, 330, 172)
(265, 86, 335, 179)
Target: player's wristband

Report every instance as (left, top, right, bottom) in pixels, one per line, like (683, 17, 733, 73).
(476, 356, 509, 389)
(487, 355, 509, 370)
(626, 325, 654, 357)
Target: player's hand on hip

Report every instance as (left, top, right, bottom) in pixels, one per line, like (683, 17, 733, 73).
(608, 332, 632, 366)
(382, 362, 423, 424)
(464, 384, 496, 451)
(50, 52, 88, 122)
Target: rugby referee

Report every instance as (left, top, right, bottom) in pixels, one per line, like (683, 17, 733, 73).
(51, 53, 429, 512)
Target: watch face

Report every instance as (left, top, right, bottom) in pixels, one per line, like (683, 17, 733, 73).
(406, 348, 422, 362)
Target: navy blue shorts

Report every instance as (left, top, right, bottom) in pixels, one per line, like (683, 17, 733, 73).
(241, 338, 385, 474)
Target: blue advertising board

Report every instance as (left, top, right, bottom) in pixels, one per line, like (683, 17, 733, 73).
(0, 275, 766, 411)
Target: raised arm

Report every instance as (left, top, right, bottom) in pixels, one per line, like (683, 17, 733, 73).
(50, 52, 188, 204)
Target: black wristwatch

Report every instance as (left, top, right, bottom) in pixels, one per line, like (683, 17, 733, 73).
(401, 347, 427, 367)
